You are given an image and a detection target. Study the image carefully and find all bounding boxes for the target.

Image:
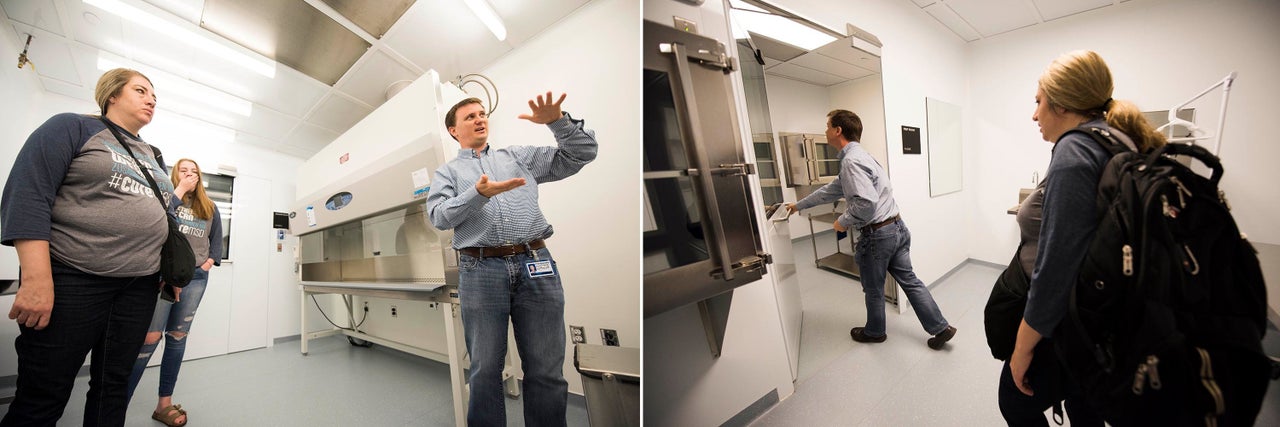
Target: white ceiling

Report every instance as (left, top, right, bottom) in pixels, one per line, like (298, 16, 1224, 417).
(0, 0, 590, 159)
(910, 0, 1129, 41)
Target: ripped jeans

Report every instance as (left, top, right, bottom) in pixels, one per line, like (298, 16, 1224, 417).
(126, 268, 209, 400)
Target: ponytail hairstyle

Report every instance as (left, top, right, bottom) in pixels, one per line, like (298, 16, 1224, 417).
(170, 158, 215, 220)
(1039, 50, 1167, 152)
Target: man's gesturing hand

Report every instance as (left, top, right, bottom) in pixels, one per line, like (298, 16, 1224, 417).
(476, 174, 525, 197)
(518, 92, 567, 124)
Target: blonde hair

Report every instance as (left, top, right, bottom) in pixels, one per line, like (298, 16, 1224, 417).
(1039, 50, 1166, 152)
(170, 158, 215, 220)
(94, 68, 153, 116)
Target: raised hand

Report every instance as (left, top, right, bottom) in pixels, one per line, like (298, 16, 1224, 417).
(517, 91, 567, 124)
(475, 174, 526, 197)
(174, 173, 199, 199)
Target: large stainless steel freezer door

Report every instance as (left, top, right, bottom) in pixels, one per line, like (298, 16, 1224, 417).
(642, 20, 768, 318)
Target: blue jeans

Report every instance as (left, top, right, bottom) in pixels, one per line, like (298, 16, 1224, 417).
(853, 219, 949, 337)
(126, 268, 209, 401)
(458, 246, 568, 427)
(0, 261, 159, 427)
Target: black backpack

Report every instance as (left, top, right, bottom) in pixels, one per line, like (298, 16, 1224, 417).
(1054, 126, 1270, 426)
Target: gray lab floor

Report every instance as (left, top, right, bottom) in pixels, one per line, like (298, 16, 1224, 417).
(0, 335, 588, 426)
(753, 231, 1280, 426)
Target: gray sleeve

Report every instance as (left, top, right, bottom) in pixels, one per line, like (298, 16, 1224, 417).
(795, 179, 842, 210)
(209, 206, 223, 266)
(1, 113, 88, 245)
(1024, 135, 1110, 337)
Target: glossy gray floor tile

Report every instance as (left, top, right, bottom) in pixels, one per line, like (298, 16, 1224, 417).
(0, 335, 588, 426)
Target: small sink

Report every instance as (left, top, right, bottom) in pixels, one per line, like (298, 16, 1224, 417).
(1018, 188, 1035, 204)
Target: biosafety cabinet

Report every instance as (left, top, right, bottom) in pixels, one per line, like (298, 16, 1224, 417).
(288, 70, 467, 287)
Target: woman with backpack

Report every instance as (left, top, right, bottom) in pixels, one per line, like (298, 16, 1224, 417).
(999, 50, 1167, 426)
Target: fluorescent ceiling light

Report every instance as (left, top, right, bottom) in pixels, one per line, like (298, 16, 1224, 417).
(84, 0, 276, 78)
(464, 0, 507, 41)
(98, 54, 253, 117)
(729, 0, 838, 51)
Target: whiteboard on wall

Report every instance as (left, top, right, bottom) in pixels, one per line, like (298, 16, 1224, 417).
(926, 98, 963, 197)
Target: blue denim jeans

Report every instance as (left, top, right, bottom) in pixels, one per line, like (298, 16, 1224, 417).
(853, 219, 949, 337)
(126, 268, 209, 401)
(458, 246, 568, 427)
(0, 261, 159, 427)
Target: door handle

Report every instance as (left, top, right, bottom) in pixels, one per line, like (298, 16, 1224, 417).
(665, 41, 736, 281)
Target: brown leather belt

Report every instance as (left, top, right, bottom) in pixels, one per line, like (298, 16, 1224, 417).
(459, 239, 546, 258)
(860, 215, 901, 234)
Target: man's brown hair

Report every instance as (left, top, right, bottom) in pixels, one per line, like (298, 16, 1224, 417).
(827, 109, 863, 142)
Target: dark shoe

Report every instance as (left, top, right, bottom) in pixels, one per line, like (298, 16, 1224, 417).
(850, 327, 887, 343)
(928, 326, 957, 350)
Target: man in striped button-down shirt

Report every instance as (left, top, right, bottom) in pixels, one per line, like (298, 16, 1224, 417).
(426, 92, 597, 427)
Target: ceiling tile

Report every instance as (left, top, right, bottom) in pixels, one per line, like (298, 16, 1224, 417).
(945, 0, 1039, 37)
(2, 0, 64, 35)
(334, 49, 417, 109)
(923, 3, 981, 42)
(766, 62, 844, 87)
(232, 104, 300, 141)
(12, 23, 79, 84)
(306, 92, 372, 134)
(790, 51, 873, 81)
(142, 0, 204, 24)
(283, 122, 339, 154)
(813, 39, 881, 73)
(1032, 0, 1113, 21)
(39, 74, 91, 100)
(70, 0, 127, 53)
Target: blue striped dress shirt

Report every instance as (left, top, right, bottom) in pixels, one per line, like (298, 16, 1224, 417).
(794, 141, 898, 230)
(426, 113, 598, 249)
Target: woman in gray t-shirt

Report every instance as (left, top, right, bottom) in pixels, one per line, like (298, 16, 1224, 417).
(1, 68, 171, 426)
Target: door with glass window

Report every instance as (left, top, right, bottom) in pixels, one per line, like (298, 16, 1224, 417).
(643, 20, 768, 319)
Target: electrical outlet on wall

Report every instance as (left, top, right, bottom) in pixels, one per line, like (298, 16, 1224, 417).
(391, 305, 398, 318)
(601, 329, 619, 346)
(570, 325, 586, 344)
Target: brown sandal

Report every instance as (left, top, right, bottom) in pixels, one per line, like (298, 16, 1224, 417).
(152, 404, 188, 427)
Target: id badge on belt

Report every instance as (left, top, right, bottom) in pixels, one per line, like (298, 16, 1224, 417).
(526, 260, 555, 278)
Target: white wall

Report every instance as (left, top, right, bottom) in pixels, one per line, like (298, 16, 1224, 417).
(0, 25, 304, 376)
(966, 0, 1280, 264)
(643, 1, 796, 426)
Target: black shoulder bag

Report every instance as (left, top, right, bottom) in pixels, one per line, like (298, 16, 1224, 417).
(100, 118, 195, 288)
(983, 241, 1029, 361)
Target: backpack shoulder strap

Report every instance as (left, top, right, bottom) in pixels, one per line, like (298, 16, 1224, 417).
(150, 145, 165, 166)
(1062, 125, 1135, 157)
